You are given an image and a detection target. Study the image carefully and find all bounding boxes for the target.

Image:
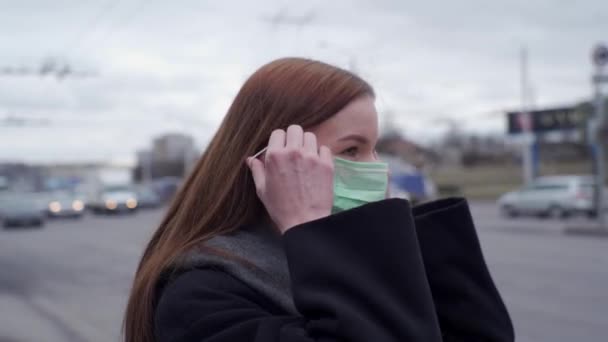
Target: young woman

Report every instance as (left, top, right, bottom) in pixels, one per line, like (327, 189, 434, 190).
(124, 58, 514, 342)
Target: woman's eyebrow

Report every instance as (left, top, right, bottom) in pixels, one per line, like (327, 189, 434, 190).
(337, 134, 369, 144)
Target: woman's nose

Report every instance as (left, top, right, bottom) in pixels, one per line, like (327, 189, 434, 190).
(360, 153, 378, 162)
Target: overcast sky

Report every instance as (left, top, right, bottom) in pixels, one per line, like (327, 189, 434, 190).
(1, 0, 607, 164)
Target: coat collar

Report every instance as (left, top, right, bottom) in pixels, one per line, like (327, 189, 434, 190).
(174, 223, 298, 314)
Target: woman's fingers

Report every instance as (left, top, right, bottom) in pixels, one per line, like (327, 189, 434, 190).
(249, 127, 334, 233)
(268, 129, 286, 151)
(286, 125, 304, 149)
(319, 145, 333, 165)
(247, 157, 266, 194)
(303, 132, 317, 155)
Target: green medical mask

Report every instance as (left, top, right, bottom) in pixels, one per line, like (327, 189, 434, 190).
(332, 157, 389, 213)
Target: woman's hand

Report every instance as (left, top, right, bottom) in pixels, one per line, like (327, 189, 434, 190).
(247, 125, 334, 234)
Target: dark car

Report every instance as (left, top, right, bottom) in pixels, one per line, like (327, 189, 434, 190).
(136, 187, 161, 209)
(151, 177, 182, 203)
(0, 196, 45, 228)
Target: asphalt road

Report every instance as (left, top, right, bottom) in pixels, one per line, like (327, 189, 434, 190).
(1, 202, 607, 342)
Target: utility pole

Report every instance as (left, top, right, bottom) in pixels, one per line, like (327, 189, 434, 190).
(592, 44, 608, 226)
(565, 43, 608, 236)
(143, 152, 153, 184)
(520, 47, 536, 184)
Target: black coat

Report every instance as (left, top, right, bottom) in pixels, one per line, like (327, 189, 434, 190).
(153, 198, 514, 341)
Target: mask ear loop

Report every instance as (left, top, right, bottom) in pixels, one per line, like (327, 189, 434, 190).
(251, 146, 268, 159)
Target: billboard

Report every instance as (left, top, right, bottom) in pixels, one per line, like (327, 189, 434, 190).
(507, 106, 588, 134)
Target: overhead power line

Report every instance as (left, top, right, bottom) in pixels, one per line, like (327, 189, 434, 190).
(63, 0, 123, 56)
(0, 58, 95, 80)
(0, 0, 154, 80)
(98, 0, 152, 40)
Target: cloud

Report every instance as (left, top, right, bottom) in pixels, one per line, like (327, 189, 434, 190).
(0, 0, 607, 162)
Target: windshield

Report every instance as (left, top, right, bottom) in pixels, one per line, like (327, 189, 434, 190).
(138, 188, 156, 197)
(104, 186, 132, 193)
(48, 192, 74, 201)
(0, 198, 36, 210)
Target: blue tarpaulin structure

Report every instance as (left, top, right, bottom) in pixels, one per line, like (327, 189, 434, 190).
(392, 173, 426, 198)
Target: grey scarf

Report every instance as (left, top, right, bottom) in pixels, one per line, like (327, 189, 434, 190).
(172, 224, 298, 314)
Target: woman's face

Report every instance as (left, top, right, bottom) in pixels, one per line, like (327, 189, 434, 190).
(312, 95, 379, 162)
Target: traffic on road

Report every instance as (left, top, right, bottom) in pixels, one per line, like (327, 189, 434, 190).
(0, 176, 174, 228)
(1, 201, 607, 342)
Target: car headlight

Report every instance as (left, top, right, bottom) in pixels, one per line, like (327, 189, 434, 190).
(49, 201, 62, 213)
(126, 198, 138, 209)
(105, 199, 118, 210)
(72, 200, 84, 211)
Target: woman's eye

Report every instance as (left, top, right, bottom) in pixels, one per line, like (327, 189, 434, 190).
(341, 146, 358, 157)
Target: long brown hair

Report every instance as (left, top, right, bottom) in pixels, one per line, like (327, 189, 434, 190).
(123, 57, 374, 342)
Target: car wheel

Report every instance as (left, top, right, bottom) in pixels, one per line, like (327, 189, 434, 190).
(501, 205, 518, 218)
(547, 206, 567, 219)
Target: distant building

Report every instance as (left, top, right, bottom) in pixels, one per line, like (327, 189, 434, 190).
(376, 133, 439, 170)
(136, 150, 153, 164)
(135, 133, 199, 182)
(152, 133, 196, 163)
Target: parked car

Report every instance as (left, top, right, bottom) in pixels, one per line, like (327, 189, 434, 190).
(136, 186, 161, 209)
(498, 175, 605, 218)
(0, 195, 45, 228)
(45, 191, 86, 218)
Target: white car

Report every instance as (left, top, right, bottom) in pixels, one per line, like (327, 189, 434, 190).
(498, 175, 605, 218)
(45, 191, 86, 218)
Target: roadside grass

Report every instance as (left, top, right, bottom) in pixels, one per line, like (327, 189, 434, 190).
(431, 161, 594, 200)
